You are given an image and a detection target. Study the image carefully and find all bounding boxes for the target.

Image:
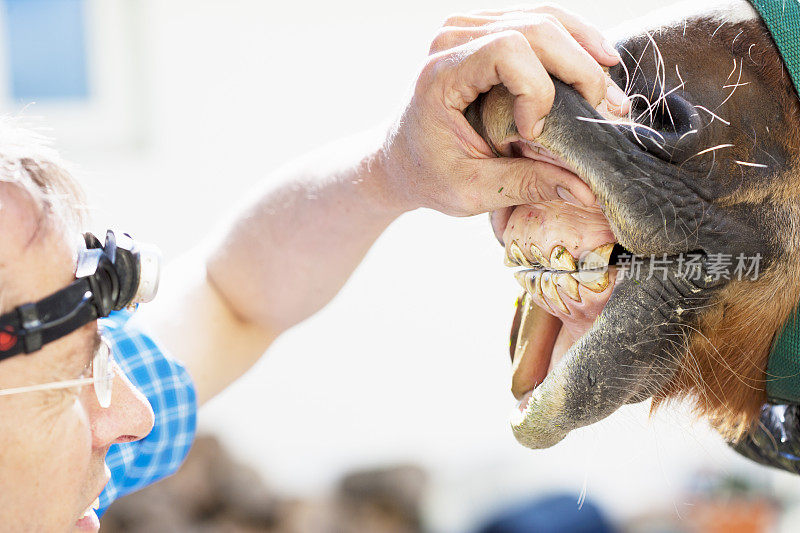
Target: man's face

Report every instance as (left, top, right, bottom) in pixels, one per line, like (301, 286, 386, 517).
(0, 183, 154, 532)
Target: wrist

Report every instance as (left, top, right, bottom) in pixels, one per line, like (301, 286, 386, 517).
(361, 126, 421, 218)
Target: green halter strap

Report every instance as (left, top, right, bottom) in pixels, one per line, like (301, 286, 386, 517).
(749, 1, 800, 402)
(750, 1, 800, 95)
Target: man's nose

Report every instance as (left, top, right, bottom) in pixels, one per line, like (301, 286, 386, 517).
(89, 365, 155, 448)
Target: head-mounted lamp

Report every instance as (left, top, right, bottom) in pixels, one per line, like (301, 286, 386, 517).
(0, 230, 160, 362)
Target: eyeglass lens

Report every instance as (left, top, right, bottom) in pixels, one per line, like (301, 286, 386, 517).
(93, 339, 114, 408)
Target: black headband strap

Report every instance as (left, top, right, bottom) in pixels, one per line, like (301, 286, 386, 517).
(0, 278, 99, 361)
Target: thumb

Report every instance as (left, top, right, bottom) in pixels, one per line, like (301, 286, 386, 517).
(479, 157, 596, 212)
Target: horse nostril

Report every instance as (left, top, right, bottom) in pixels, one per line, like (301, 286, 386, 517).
(622, 92, 702, 164)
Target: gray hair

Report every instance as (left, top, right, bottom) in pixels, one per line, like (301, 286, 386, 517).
(0, 119, 87, 313)
(0, 119, 86, 237)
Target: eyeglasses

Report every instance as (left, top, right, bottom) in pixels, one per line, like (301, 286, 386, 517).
(0, 336, 115, 408)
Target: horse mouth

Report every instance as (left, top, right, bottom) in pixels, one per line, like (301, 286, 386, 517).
(493, 146, 629, 448)
(482, 80, 720, 449)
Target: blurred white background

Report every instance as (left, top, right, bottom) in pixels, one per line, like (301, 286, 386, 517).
(4, 0, 799, 531)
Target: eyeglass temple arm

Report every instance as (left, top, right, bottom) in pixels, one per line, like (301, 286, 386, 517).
(0, 376, 98, 396)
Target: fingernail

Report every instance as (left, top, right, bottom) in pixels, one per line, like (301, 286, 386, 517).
(606, 84, 628, 109)
(602, 39, 620, 59)
(556, 186, 581, 206)
(531, 118, 546, 139)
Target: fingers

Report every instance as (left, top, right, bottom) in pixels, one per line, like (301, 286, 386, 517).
(496, 158, 596, 208)
(531, 4, 620, 66)
(521, 18, 608, 108)
(599, 79, 632, 117)
(430, 31, 555, 140)
(435, 4, 620, 65)
(429, 12, 620, 121)
(463, 158, 596, 215)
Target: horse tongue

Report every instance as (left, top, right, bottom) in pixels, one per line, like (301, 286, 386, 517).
(508, 289, 613, 411)
(510, 292, 562, 400)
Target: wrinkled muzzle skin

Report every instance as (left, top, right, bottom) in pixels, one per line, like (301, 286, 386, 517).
(467, 0, 800, 449)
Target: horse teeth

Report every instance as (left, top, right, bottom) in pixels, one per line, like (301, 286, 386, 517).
(580, 243, 615, 270)
(541, 272, 569, 314)
(504, 244, 519, 267)
(514, 270, 530, 292)
(509, 243, 612, 299)
(507, 241, 532, 267)
(550, 245, 577, 271)
(514, 270, 540, 296)
(529, 244, 550, 268)
(571, 270, 610, 293)
(555, 273, 581, 302)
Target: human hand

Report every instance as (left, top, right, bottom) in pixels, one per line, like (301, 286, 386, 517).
(379, 4, 630, 217)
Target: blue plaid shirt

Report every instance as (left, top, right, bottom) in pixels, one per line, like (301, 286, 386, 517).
(96, 310, 197, 517)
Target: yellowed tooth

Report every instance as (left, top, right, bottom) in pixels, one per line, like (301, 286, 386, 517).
(505, 249, 518, 267)
(507, 241, 532, 267)
(531, 272, 555, 313)
(514, 270, 542, 296)
(529, 244, 550, 268)
(549, 245, 577, 272)
(581, 243, 615, 270)
(534, 272, 545, 300)
(571, 243, 613, 293)
(571, 270, 610, 293)
(525, 272, 537, 295)
(555, 272, 581, 302)
(514, 270, 529, 292)
(541, 272, 569, 314)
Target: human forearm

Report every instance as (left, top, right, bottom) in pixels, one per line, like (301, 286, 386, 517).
(206, 131, 403, 334)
